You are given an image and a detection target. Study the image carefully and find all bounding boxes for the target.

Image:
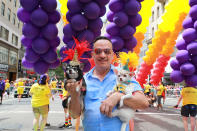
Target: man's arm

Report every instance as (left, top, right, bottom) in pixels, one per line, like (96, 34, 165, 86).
(100, 91, 149, 117)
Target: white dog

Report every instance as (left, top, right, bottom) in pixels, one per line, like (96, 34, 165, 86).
(107, 69, 135, 131)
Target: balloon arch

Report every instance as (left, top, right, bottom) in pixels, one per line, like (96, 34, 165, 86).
(17, 0, 197, 87)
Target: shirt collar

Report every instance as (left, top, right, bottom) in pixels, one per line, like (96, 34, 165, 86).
(86, 65, 115, 79)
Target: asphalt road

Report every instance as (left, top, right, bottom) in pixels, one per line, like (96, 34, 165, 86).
(0, 94, 189, 131)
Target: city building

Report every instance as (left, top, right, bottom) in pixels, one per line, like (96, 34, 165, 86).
(0, 0, 23, 81)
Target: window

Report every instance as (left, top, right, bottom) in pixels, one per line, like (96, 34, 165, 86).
(12, 34, 18, 46)
(157, 7, 160, 18)
(14, 0, 17, 7)
(0, 26, 9, 41)
(7, 8, 11, 21)
(152, 11, 154, 22)
(152, 27, 154, 37)
(1, 2, 5, 16)
(9, 50, 17, 65)
(12, 13, 16, 25)
(0, 46, 9, 64)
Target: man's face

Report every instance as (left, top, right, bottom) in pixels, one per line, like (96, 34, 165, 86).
(92, 39, 113, 69)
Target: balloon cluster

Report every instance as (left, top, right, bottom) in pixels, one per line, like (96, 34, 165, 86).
(61, 0, 109, 72)
(106, 0, 143, 53)
(150, 13, 186, 86)
(170, 0, 197, 87)
(17, 0, 61, 74)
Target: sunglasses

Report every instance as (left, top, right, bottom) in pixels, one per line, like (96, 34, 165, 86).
(94, 48, 112, 55)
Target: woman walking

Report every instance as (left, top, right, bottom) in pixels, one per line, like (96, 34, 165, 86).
(30, 74, 51, 131)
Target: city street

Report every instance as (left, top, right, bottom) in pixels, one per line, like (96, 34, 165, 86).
(0, 95, 186, 131)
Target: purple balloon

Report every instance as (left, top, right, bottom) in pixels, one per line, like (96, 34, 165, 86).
(129, 14, 142, 27)
(67, 0, 82, 13)
(107, 11, 115, 22)
(17, 8, 30, 23)
(42, 49, 57, 64)
(120, 25, 136, 39)
(180, 62, 196, 76)
(176, 50, 190, 64)
(176, 38, 187, 50)
(21, 36, 32, 48)
(88, 18, 103, 33)
(78, 30, 94, 43)
(31, 8, 48, 27)
(84, 2, 101, 20)
(66, 11, 75, 22)
(111, 36, 124, 51)
(187, 41, 197, 55)
(50, 37, 60, 48)
(49, 59, 60, 69)
(182, 28, 197, 43)
(189, 0, 197, 6)
(109, 0, 123, 13)
(66, 40, 75, 49)
(124, 0, 141, 16)
(22, 23, 39, 39)
(95, 0, 110, 6)
(40, 0, 57, 13)
(33, 60, 49, 74)
(104, 33, 112, 39)
(170, 70, 184, 83)
(20, 0, 39, 12)
(48, 11, 61, 24)
(32, 38, 50, 54)
(63, 36, 72, 44)
(63, 24, 76, 39)
(25, 48, 40, 63)
(94, 31, 101, 38)
(185, 75, 197, 86)
(189, 5, 197, 20)
(79, 0, 91, 3)
(182, 17, 194, 29)
(22, 57, 33, 69)
(120, 48, 129, 53)
(194, 20, 197, 30)
(113, 12, 129, 27)
(170, 59, 180, 70)
(83, 61, 91, 72)
(124, 37, 137, 50)
(71, 14, 88, 31)
(99, 6, 106, 17)
(42, 24, 58, 40)
(106, 23, 120, 36)
(191, 55, 197, 66)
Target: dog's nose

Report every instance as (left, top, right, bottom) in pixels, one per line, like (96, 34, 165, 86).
(120, 78, 122, 81)
(69, 70, 72, 74)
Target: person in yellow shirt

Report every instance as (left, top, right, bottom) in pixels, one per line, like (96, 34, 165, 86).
(144, 84, 151, 96)
(30, 74, 51, 131)
(175, 86, 197, 131)
(5, 80, 10, 98)
(17, 79, 24, 102)
(156, 82, 165, 111)
(50, 78, 57, 100)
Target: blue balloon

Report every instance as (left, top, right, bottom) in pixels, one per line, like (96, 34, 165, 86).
(42, 24, 58, 40)
(17, 8, 31, 23)
(30, 8, 48, 27)
(20, 0, 39, 12)
(40, 0, 57, 13)
(22, 23, 39, 39)
(32, 37, 50, 54)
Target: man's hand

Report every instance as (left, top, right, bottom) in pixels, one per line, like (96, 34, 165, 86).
(100, 92, 124, 117)
(66, 79, 81, 98)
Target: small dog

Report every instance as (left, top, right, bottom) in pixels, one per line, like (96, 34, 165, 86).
(107, 69, 135, 131)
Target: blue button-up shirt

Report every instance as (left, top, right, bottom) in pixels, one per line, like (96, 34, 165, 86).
(83, 66, 142, 131)
(0, 80, 5, 91)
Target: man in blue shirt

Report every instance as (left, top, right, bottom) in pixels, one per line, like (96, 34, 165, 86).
(0, 76, 5, 104)
(66, 36, 149, 131)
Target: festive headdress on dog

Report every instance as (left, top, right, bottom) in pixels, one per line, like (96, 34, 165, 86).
(119, 51, 139, 72)
(62, 37, 91, 65)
